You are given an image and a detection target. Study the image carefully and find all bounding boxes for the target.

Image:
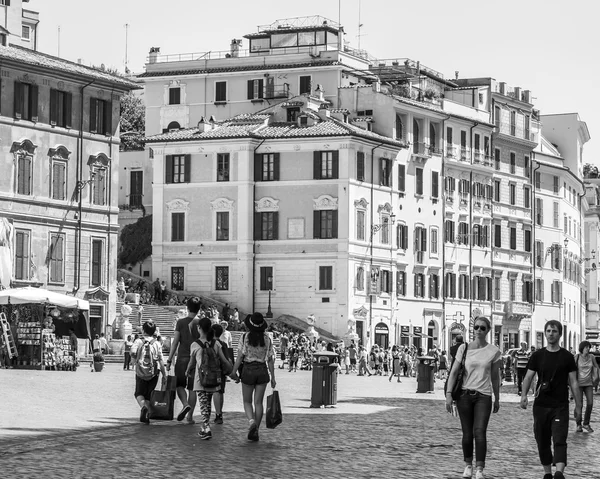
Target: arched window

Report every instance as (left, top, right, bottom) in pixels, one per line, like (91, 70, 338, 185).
(167, 121, 180, 131)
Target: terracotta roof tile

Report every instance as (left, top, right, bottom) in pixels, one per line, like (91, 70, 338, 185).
(0, 45, 139, 90)
(138, 60, 337, 78)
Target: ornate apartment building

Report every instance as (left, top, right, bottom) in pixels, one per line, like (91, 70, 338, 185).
(0, 37, 138, 337)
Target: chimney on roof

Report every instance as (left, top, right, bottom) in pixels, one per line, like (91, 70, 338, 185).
(230, 39, 242, 58)
(317, 104, 330, 121)
(198, 117, 213, 133)
(514, 86, 521, 101)
(338, 26, 344, 50)
(148, 47, 161, 64)
(372, 81, 381, 93)
(522, 90, 532, 103)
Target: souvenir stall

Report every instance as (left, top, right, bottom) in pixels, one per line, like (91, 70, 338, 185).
(0, 287, 90, 370)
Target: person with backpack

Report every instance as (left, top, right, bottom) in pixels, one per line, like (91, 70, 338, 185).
(186, 317, 232, 440)
(166, 297, 201, 424)
(130, 320, 167, 424)
(230, 312, 276, 442)
(210, 323, 229, 425)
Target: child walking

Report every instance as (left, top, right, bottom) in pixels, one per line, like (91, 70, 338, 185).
(186, 317, 232, 440)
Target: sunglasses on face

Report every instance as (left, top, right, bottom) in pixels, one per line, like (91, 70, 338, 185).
(473, 325, 487, 331)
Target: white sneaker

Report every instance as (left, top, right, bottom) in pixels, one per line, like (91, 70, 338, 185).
(462, 465, 473, 478)
(475, 470, 485, 479)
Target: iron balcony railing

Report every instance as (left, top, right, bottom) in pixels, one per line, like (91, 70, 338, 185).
(129, 193, 143, 208)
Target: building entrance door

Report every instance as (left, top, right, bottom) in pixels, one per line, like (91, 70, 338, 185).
(374, 322, 389, 349)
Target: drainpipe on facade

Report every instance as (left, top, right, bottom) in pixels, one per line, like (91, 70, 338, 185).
(74, 80, 95, 295)
(369, 141, 385, 348)
(251, 139, 266, 313)
(106, 92, 114, 298)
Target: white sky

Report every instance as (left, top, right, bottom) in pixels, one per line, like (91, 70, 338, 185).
(31, 0, 598, 162)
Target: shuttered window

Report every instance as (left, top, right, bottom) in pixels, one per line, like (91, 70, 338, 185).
(313, 151, 339, 179)
(17, 155, 32, 195)
(49, 234, 64, 283)
(318, 266, 333, 290)
(259, 267, 273, 291)
(51, 162, 66, 200)
(254, 212, 279, 241)
(215, 81, 227, 102)
(415, 168, 424, 195)
(165, 155, 190, 183)
(254, 153, 279, 181)
(169, 87, 181, 105)
(356, 267, 365, 291)
(89, 98, 112, 135)
(171, 213, 185, 242)
(217, 153, 230, 182)
(14, 81, 38, 121)
(299, 76, 311, 95)
(396, 271, 406, 296)
(247, 79, 264, 100)
(216, 212, 229, 241)
(50, 89, 73, 127)
(357, 151, 365, 181)
(431, 171, 439, 198)
(91, 239, 102, 286)
(14, 230, 30, 280)
(313, 210, 338, 239)
(92, 168, 106, 206)
(380, 158, 391, 187)
(398, 165, 406, 193)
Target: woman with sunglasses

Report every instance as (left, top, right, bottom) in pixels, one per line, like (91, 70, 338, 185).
(445, 316, 502, 479)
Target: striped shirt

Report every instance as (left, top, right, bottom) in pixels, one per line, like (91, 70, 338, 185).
(515, 349, 530, 369)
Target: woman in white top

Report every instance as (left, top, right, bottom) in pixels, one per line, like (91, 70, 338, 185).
(445, 316, 501, 479)
(574, 340, 600, 432)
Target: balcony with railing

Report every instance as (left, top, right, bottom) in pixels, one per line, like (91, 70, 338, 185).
(460, 147, 469, 162)
(411, 142, 431, 160)
(495, 122, 537, 144)
(129, 193, 143, 208)
(446, 145, 457, 158)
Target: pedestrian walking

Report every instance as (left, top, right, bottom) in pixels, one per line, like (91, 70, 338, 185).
(166, 297, 201, 425)
(130, 320, 167, 424)
(230, 313, 276, 442)
(445, 316, 501, 479)
(99, 333, 108, 354)
(574, 340, 599, 433)
(186, 317, 232, 440)
(519, 320, 583, 479)
(439, 351, 448, 381)
(211, 323, 230, 425)
(123, 335, 133, 370)
(389, 345, 402, 382)
(515, 341, 530, 395)
(92, 334, 101, 353)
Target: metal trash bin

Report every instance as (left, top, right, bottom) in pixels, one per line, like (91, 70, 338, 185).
(416, 356, 435, 393)
(310, 351, 339, 407)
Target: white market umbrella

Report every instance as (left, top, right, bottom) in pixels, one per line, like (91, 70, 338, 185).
(0, 286, 90, 310)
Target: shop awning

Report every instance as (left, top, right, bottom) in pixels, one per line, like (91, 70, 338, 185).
(0, 286, 90, 310)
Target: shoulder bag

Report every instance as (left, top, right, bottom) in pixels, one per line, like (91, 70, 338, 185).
(445, 343, 469, 401)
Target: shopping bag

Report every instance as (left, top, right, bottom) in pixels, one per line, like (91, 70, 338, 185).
(148, 374, 176, 420)
(265, 389, 282, 429)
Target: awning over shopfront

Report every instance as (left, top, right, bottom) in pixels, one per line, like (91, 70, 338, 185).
(0, 287, 90, 310)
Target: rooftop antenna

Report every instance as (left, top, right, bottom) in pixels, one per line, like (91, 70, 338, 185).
(57, 25, 60, 57)
(124, 23, 130, 74)
(357, 0, 364, 51)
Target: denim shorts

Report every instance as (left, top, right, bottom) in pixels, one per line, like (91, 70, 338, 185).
(241, 361, 270, 386)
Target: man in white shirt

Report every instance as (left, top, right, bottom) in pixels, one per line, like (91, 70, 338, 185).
(219, 321, 232, 349)
(99, 333, 109, 354)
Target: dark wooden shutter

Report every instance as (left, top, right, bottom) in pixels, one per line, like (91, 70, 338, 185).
(273, 153, 280, 180)
(403, 225, 408, 249)
(313, 210, 321, 238)
(165, 156, 173, 183)
(103, 100, 112, 135)
(421, 228, 427, 252)
(247, 80, 254, 100)
(398, 165, 405, 192)
(91, 240, 101, 286)
(254, 213, 261, 240)
(5, 0, 10, 6)
(254, 154, 262, 181)
(273, 212, 279, 240)
(90, 98, 97, 132)
(184, 155, 191, 182)
(432, 171, 439, 198)
(313, 152, 321, 179)
(332, 151, 339, 179)
(65, 93, 73, 128)
(258, 79, 264, 99)
(14, 81, 22, 119)
(29, 84, 38, 121)
(50, 89, 58, 125)
(332, 211, 338, 238)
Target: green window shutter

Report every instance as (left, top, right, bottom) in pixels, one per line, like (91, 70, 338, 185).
(65, 93, 73, 129)
(165, 156, 173, 183)
(313, 210, 321, 238)
(258, 79, 264, 99)
(273, 212, 279, 240)
(30, 84, 38, 121)
(50, 89, 58, 125)
(254, 213, 261, 240)
(247, 80, 254, 100)
(14, 81, 22, 119)
(254, 154, 262, 182)
(184, 155, 191, 182)
(103, 100, 112, 135)
(90, 98, 97, 132)
(273, 153, 280, 180)
(313, 152, 321, 179)
(332, 150, 339, 179)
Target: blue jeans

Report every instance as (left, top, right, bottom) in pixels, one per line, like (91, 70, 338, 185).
(456, 390, 493, 468)
(533, 405, 569, 466)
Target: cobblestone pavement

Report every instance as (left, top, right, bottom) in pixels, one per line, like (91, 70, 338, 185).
(1, 365, 599, 478)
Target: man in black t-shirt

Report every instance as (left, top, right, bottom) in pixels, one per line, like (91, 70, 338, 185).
(520, 320, 582, 479)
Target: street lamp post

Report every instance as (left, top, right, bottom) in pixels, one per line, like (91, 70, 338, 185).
(266, 275, 273, 318)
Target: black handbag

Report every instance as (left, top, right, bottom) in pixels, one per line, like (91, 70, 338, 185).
(266, 389, 282, 429)
(445, 343, 469, 401)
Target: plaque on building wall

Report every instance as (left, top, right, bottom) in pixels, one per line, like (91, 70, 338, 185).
(288, 218, 304, 239)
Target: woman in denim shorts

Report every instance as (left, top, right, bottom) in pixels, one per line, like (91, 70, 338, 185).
(230, 312, 276, 441)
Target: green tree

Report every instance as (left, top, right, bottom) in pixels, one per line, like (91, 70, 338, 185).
(118, 215, 152, 267)
(120, 91, 145, 151)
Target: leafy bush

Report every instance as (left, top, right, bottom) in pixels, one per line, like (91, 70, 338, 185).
(118, 215, 152, 267)
(93, 352, 105, 363)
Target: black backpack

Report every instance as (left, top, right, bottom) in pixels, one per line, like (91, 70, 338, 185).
(197, 339, 222, 388)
